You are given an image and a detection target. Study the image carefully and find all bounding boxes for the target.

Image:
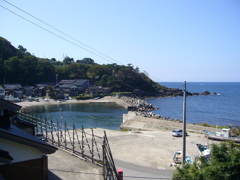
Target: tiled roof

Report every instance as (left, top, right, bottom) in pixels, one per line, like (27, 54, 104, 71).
(59, 80, 75, 84)
(0, 99, 21, 112)
(59, 79, 88, 86)
(0, 125, 57, 154)
(4, 84, 22, 89)
(74, 79, 87, 86)
(23, 86, 34, 90)
(59, 84, 73, 88)
(36, 84, 48, 88)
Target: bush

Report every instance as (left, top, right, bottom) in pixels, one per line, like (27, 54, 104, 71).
(76, 94, 93, 100)
(172, 142, 240, 180)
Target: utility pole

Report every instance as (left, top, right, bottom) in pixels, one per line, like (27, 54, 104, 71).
(182, 81, 187, 164)
(56, 74, 58, 85)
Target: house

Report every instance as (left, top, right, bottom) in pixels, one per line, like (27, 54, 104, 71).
(33, 84, 48, 97)
(87, 86, 111, 97)
(13, 117, 37, 136)
(3, 84, 23, 99)
(0, 86, 4, 99)
(23, 86, 35, 97)
(55, 79, 89, 98)
(0, 99, 57, 180)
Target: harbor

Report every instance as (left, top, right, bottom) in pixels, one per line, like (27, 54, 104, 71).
(16, 96, 220, 170)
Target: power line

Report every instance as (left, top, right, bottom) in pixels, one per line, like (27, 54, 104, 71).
(3, 0, 123, 65)
(0, 3, 119, 64)
(1, 2, 168, 82)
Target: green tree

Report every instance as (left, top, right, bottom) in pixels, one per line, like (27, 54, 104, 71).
(67, 63, 89, 79)
(36, 59, 55, 83)
(55, 65, 69, 81)
(0, 37, 17, 60)
(173, 142, 240, 180)
(87, 64, 112, 84)
(4, 56, 22, 83)
(18, 45, 27, 52)
(63, 56, 74, 64)
(19, 55, 38, 85)
(0, 58, 4, 85)
(17, 45, 31, 58)
(76, 57, 95, 64)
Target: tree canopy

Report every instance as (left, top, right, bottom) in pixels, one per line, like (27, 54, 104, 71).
(0, 36, 167, 96)
(173, 142, 240, 180)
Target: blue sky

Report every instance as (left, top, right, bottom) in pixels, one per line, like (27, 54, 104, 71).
(1, 0, 240, 82)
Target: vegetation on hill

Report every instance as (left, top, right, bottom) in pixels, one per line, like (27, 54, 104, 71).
(0, 36, 168, 96)
(173, 141, 240, 180)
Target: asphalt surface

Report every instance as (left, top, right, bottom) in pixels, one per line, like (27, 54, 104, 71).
(47, 149, 174, 180)
(48, 149, 103, 180)
(115, 159, 174, 180)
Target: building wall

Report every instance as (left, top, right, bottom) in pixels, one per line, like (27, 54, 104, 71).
(0, 155, 48, 180)
(0, 138, 43, 165)
(0, 88, 4, 99)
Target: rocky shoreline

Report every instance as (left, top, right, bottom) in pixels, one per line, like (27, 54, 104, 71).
(158, 87, 217, 97)
(116, 95, 182, 122)
(115, 90, 217, 123)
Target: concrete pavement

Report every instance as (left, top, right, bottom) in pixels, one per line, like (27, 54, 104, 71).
(48, 149, 103, 180)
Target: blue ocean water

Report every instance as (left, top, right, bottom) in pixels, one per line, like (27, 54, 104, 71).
(23, 103, 127, 130)
(26, 82, 240, 129)
(147, 82, 240, 126)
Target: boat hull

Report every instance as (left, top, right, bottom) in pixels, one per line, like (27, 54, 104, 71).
(206, 135, 240, 143)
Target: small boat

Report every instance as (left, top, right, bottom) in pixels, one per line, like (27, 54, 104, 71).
(44, 98, 49, 101)
(203, 128, 240, 143)
(172, 151, 194, 165)
(196, 143, 211, 162)
(196, 144, 210, 156)
(185, 156, 194, 164)
(207, 134, 240, 143)
(172, 150, 182, 164)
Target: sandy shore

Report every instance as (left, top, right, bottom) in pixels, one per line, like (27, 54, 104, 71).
(15, 96, 129, 109)
(87, 127, 219, 170)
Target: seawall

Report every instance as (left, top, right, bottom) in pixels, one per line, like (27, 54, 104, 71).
(121, 111, 218, 133)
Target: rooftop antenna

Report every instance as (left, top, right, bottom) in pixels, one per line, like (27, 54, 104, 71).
(182, 81, 187, 164)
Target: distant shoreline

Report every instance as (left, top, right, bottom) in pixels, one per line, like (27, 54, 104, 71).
(15, 96, 220, 133)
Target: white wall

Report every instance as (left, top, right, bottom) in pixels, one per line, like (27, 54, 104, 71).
(0, 137, 43, 165)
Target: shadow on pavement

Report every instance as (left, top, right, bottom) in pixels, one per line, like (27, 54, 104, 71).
(48, 170, 62, 180)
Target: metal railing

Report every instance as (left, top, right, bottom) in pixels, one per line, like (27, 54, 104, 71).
(17, 112, 119, 179)
(102, 131, 120, 180)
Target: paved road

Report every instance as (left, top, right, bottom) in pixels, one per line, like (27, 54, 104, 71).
(48, 149, 103, 180)
(114, 159, 174, 180)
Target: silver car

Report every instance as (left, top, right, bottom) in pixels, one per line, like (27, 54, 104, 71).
(171, 129, 186, 137)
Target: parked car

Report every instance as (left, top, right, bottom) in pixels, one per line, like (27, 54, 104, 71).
(171, 129, 188, 137)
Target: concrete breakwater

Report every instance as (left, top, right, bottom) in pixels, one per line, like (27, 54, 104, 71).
(116, 95, 180, 120)
(121, 111, 218, 133)
(116, 95, 158, 111)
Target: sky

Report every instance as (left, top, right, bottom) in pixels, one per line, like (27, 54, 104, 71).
(0, 0, 240, 82)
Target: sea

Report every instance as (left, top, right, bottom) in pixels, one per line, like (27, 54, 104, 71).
(25, 82, 240, 130)
(148, 82, 240, 127)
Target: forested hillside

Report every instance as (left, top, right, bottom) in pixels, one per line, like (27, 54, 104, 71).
(0, 36, 168, 96)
